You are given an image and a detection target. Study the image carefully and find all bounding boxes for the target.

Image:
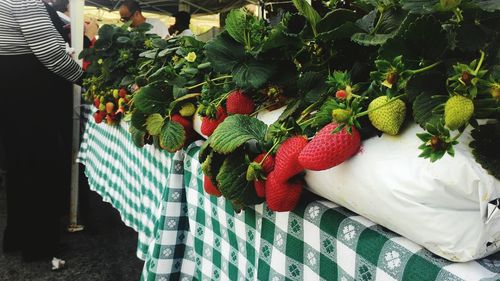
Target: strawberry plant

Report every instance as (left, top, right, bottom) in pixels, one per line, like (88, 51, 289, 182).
(79, 0, 500, 213)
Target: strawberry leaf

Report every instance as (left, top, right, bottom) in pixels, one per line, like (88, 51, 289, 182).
(205, 32, 245, 74)
(470, 123, 500, 180)
(159, 121, 186, 152)
(129, 125, 146, 148)
(216, 153, 264, 210)
(232, 58, 277, 89)
(468, 0, 500, 12)
(224, 10, 247, 45)
(133, 85, 169, 115)
(145, 113, 164, 136)
(291, 0, 321, 35)
(412, 93, 448, 127)
(131, 110, 148, 131)
(210, 115, 268, 154)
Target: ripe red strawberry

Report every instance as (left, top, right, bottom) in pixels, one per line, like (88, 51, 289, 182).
(298, 123, 360, 171)
(254, 180, 266, 198)
(265, 171, 303, 212)
(204, 175, 222, 197)
(171, 114, 196, 140)
(274, 136, 308, 181)
(201, 106, 227, 136)
(226, 90, 255, 115)
(119, 88, 127, 98)
(93, 111, 106, 124)
(335, 90, 347, 100)
(253, 153, 275, 174)
(93, 97, 100, 109)
(106, 112, 117, 125)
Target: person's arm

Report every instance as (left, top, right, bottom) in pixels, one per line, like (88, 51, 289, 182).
(12, 0, 83, 84)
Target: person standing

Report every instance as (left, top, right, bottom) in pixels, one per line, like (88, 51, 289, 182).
(169, 11, 194, 37)
(119, 0, 169, 38)
(0, 0, 83, 262)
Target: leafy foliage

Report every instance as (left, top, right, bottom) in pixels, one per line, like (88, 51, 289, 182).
(210, 115, 268, 154)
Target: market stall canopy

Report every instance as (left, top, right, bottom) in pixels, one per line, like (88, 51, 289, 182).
(85, 0, 258, 15)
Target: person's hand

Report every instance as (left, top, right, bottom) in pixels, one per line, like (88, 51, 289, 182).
(84, 18, 99, 40)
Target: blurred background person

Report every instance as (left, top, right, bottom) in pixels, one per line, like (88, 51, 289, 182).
(119, 0, 169, 38)
(169, 11, 194, 37)
(0, 0, 84, 262)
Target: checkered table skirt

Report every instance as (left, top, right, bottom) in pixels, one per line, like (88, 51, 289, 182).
(78, 112, 500, 280)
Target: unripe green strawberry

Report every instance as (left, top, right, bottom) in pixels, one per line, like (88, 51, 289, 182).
(98, 103, 106, 112)
(331, 109, 351, 123)
(118, 98, 126, 108)
(112, 89, 119, 99)
(368, 96, 406, 136)
(444, 95, 474, 130)
(179, 102, 196, 117)
(491, 85, 500, 101)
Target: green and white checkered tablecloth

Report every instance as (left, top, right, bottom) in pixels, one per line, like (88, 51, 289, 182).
(78, 110, 174, 260)
(168, 144, 499, 281)
(78, 110, 500, 280)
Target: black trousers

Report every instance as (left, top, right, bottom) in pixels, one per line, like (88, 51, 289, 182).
(0, 54, 69, 259)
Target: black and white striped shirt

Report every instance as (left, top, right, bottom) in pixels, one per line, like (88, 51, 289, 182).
(0, 0, 82, 83)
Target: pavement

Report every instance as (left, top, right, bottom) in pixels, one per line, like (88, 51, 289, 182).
(0, 176, 144, 281)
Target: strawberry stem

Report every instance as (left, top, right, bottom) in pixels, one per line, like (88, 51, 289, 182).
(215, 91, 233, 107)
(473, 50, 485, 75)
(298, 118, 316, 127)
(186, 75, 233, 90)
(354, 94, 406, 118)
(410, 61, 442, 75)
(297, 100, 322, 123)
(259, 141, 279, 165)
(250, 102, 280, 117)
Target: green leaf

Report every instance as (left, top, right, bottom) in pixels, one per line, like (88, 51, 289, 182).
(406, 71, 447, 103)
(129, 125, 146, 148)
(352, 8, 407, 46)
(232, 59, 277, 89)
(216, 153, 263, 209)
(455, 23, 488, 52)
(474, 98, 499, 119)
(468, 0, 500, 11)
(131, 110, 148, 131)
(145, 113, 164, 136)
(120, 75, 135, 86)
(317, 9, 360, 34)
(292, 0, 321, 34)
(400, 0, 438, 13)
(205, 32, 245, 74)
(416, 132, 432, 142)
(173, 86, 189, 99)
(352, 33, 395, 46)
(116, 36, 131, 44)
(199, 137, 213, 164)
(133, 86, 170, 115)
(224, 9, 247, 45)
(159, 121, 186, 152)
(413, 93, 448, 127)
(315, 98, 341, 127)
(210, 115, 268, 154)
(470, 123, 500, 179)
(317, 22, 364, 41)
(379, 16, 447, 62)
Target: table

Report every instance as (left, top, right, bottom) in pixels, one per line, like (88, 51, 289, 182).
(78, 114, 500, 281)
